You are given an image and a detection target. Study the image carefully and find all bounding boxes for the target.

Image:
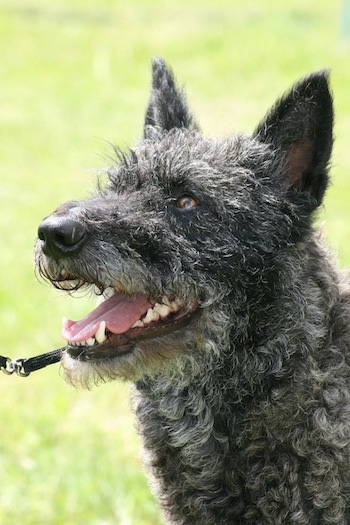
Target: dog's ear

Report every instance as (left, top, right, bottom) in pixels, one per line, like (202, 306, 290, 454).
(144, 58, 198, 138)
(253, 71, 333, 208)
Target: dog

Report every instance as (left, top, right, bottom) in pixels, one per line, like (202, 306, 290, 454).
(36, 59, 350, 524)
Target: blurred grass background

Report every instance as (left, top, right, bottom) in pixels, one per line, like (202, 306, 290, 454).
(0, 1, 350, 523)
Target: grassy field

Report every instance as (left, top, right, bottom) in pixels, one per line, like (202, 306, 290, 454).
(0, 1, 350, 523)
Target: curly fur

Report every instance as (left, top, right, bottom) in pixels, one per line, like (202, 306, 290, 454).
(36, 59, 350, 524)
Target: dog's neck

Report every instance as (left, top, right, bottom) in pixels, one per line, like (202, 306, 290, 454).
(134, 373, 246, 523)
(133, 357, 317, 524)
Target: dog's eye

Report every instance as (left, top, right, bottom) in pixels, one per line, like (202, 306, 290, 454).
(177, 195, 198, 209)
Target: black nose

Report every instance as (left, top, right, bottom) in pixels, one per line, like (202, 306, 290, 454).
(38, 215, 87, 257)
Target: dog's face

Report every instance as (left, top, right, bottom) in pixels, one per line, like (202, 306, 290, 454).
(36, 59, 333, 386)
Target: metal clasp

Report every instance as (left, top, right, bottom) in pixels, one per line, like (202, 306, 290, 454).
(1, 357, 30, 377)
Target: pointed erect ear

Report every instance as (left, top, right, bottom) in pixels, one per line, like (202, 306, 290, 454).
(253, 71, 333, 208)
(144, 58, 199, 138)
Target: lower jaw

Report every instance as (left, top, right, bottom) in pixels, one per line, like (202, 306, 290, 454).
(66, 301, 199, 362)
(67, 339, 135, 361)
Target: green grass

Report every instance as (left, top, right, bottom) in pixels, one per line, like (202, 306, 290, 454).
(0, 1, 350, 523)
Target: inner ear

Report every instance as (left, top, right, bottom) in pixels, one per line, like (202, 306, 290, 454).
(285, 141, 314, 191)
(254, 70, 333, 208)
(283, 140, 329, 206)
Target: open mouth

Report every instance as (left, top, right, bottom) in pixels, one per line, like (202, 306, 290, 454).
(61, 287, 198, 361)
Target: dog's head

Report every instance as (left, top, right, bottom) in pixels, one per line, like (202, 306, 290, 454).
(36, 59, 333, 386)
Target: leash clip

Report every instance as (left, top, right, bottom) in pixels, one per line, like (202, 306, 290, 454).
(0, 347, 65, 378)
(1, 357, 29, 377)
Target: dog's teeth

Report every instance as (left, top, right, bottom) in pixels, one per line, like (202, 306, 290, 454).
(143, 307, 161, 325)
(161, 297, 181, 312)
(69, 338, 95, 347)
(143, 309, 152, 324)
(96, 295, 105, 307)
(144, 307, 156, 324)
(151, 309, 160, 322)
(105, 287, 116, 299)
(95, 321, 107, 344)
(133, 320, 144, 328)
(162, 296, 172, 307)
(96, 287, 115, 306)
(154, 303, 171, 318)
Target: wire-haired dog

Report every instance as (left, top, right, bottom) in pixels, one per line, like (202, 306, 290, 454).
(36, 59, 350, 524)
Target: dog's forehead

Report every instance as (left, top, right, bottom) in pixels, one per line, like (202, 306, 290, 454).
(133, 131, 270, 180)
(107, 130, 272, 194)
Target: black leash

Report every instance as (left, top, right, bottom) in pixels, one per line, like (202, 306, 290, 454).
(0, 347, 66, 377)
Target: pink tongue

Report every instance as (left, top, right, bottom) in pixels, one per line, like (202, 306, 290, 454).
(62, 293, 152, 343)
